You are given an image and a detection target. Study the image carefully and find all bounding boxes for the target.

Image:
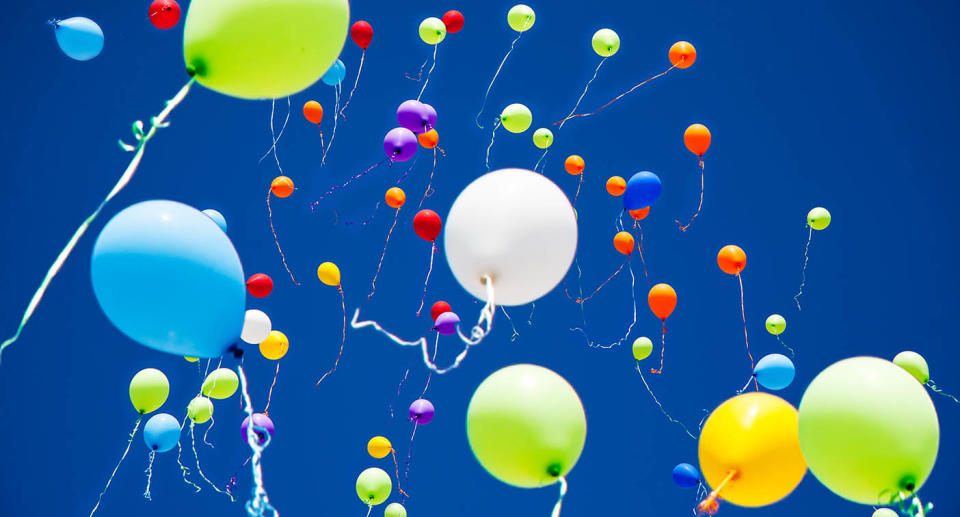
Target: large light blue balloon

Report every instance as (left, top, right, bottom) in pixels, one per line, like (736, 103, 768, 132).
(144, 413, 181, 453)
(754, 353, 796, 390)
(321, 59, 346, 86)
(91, 200, 246, 358)
(53, 17, 104, 61)
(623, 171, 661, 210)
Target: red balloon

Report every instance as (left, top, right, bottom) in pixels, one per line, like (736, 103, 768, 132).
(442, 10, 464, 33)
(413, 209, 442, 242)
(149, 0, 181, 30)
(430, 301, 452, 322)
(351, 21, 373, 49)
(246, 273, 274, 298)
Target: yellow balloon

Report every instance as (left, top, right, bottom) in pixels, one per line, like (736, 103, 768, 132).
(259, 330, 289, 360)
(367, 436, 393, 459)
(317, 262, 341, 286)
(698, 392, 806, 508)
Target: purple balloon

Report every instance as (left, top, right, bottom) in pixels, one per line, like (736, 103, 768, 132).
(422, 103, 437, 131)
(409, 398, 435, 424)
(396, 100, 436, 134)
(383, 127, 418, 162)
(433, 311, 460, 335)
(240, 413, 275, 446)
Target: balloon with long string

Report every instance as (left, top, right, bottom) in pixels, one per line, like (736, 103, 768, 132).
(267, 176, 300, 285)
(487, 103, 532, 169)
(629, 206, 652, 284)
(557, 29, 620, 131)
(413, 210, 443, 315)
(676, 124, 711, 231)
(764, 314, 794, 357)
(573, 231, 637, 349)
(149, 0, 181, 30)
(403, 399, 435, 498)
(320, 59, 346, 166)
(357, 467, 393, 516)
(367, 436, 408, 499)
(141, 413, 181, 500)
(184, 396, 235, 500)
(565, 155, 586, 207)
(532, 128, 554, 171)
(340, 21, 373, 119)
(369, 188, 407, 301)
(303, 100, 326, 152)
(475, 4, 535, 127)
(259, 330, 289, 415)
(259, 96, 290, 174)
(794, 207, 831, 310)
(417, 129, 443, 207)
(633, 339, 698, 439)
(316, 262, 348, 387)
(237, 363, 279, 517)
(647, 283, 677, 374)
(415, 18, 446, 101)
(894, 350, 960, 404)
(312, 126, 418, 206)
(717, 244, 757, 388)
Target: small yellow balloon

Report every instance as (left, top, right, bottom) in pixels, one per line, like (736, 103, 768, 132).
(367, 436, 393, 459)
(317, 262, 341, 286)
(259, 330, 289, 360)
(184, 356, 199, 363)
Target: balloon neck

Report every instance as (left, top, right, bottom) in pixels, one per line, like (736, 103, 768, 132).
(546, 463, 563, 477)
(228, 343, 244, 359)
(48, 19, 61, 29)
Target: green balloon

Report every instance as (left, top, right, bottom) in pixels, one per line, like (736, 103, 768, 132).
(418, 17, 446, 45)
(532, 128, 553, 149)
(893, 351, 930, 384)
(466, 364, 586, 488)
(798, 357, 939, 505)
(507, 4, 535, 32)
(872, 509, 898, 517)
(129, 368, 170, 414)
(765, 314, 786, 335)
(807, 207, 831, 230)
(591, 29, 620, 57)
(183, 0, 349, 100)
(632, 337, 653, 361)
(187, 396, 214, 424)
(201, 368, 239, 400)
(500, 103, 532, 134)
(356, 467, 392, 506)
(384, 502, 406, 517)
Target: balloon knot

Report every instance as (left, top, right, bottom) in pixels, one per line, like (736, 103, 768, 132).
(546, 463, 563, 477)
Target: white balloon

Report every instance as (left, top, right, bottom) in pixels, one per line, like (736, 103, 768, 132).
(444, 169, 577, 306)
(240, 309, 272, 344)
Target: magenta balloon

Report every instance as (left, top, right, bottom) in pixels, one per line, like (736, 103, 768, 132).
(433, 311, 460, 335)
(409, 398, 435, 424)
(240, 413, 275, 445)
(396, 100, 435, 134)
(383, 127, 418, 162)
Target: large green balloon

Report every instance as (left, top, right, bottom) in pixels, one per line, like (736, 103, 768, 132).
(466, 364, 586, 488)
(893, 351, 930, 384)
(187, 396, 214, 424)
(500, 103, 532, 134)
(798, 357, 939, 505)
(532, 128, 553, 149)
(765, 314, 786, 335)
(418, 17, 446, 45)
(183, 0, 349, 99)
(201, 368, 239, 399)
(591, 29, 620, 57)
(507, 5, 535, 32)
(807, 207, 831, 230)
(129, 368, 169, 414)
(356, 467, 392, 506)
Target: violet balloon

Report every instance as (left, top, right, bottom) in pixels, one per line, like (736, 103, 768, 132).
(396, 100, 436, 134)
(433, 311, 460, 335)
(241, 413, 275, 445)
(409, 398, 435, 424)
(383, 127, 418, 162)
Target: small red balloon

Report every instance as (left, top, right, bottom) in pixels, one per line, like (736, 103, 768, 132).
(246, 273, 274, 298)
(351, 21, 373, 49)
(442, 10, 464, 33)
(413, 209, 442, 242)
(431, 301, 452, 322)
(149, 0, 181, 30)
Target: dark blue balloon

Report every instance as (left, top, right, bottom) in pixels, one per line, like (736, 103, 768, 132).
(672, 463, 700, 488)
(623, 171, 662, 211)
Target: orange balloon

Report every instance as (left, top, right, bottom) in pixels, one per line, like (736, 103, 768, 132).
(419, 129, 439, 149)
(270, 176, 294, 198)
(629, 207, 650, 221)
(606, 176, 626, 196)
(669, 41, 696, 69)
(717, 245, 747, 275)
(385, 187, 406, 209)
(648, 283, 677, 320)
(303, 100, 324, 125)
(613, 231, 635, 255)
(684, 124, 711, 156)
(564, 155, 585, 175)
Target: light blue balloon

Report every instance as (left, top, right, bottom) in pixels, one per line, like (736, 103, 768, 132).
(321, 59, 346, 86)
(91, 200, 246, 358)
(144, 413, 181, 453)
(623, 171, 662, 211)
(202, 209, 227, 233)
(52, 17, 104, 61)
(754, 353, 796, 390)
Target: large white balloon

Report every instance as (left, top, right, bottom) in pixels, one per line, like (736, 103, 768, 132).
(240, 309, 272, 344)
(444, 169, 577, 306)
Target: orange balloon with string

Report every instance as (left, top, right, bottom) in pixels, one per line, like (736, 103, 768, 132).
(717, 245, 747, 275)
(606, 176, 626, 196)
(669, 41, 696, 69)
(565, 155, 585, 175)
(684, 124, 711, 156)
(270, 176, 294, 198)
(419, 129, 439, 149)
(629, 207, 650, 221)
(303, 101, 324, 125)
(385, 187, 406, 209)
(648, 283, 677, 320)
(613, 231, 634, 255)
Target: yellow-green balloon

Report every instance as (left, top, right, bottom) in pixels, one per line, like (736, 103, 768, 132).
(130, 368, 170, 414)
(356, 467, 392, 506)
(507, 4, 535, 32)
(807, 207, 831, 230)
(798, 357, 939, 505)
(418, 17, 446, 45)
(187, 396, 214, 424)
(183, 0, 349, 100)
(500, 103, 532, 133)
(765, 314, 786, 335)
(591, 29, 620, 57)
(873, 509, 898, 517)
(184, 356, 199, 363)
(632, 337, 653, 361)
(466, 364, 586, 488)
(893, 351, 930, 384)
(532, 128, 553, 149)
(201, 368, 239, 399)
(384, 502, 406, 517)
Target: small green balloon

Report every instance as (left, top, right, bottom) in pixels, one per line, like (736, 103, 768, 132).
(632, 337, 653, 361)
(418, 17, 446, 45)
(201, 368, 239, 400)
(356, 467, 392, 506)
(872, 509, 898, 517)
(532, 128, 553, 149)
(893, 351, 930, 384)
(187, 396, 214, 424)
(129, 368, 170, 414)
(384, 502, 406, 517)
(807, 207, 831, 230)
(500, 103, 532, 134)
(765, 314, 786, 335)
(507, 4, 535, 32)
(591, 28, 620, 57)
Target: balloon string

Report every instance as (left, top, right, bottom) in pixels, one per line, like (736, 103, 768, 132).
(417, 43, 440, 101)
(395, 154, 420, 186)
(89, 416, 143, 517)
(405, 57, 429, 82)
(175, 433, 202, 492)
(589, 260, 636, 349)
(403, 421, 419, 501)
(651, 320, 667, 374)
(476, 29, 525, 128)
(321, 83, 341, 166)
(143, 450, 155, 500)
(421, 333, 440, 397)
(558, 58, 607, 130)
(635, 362, 698, 439)
(579, 262, 626, 304)
(318, 126, 325, 156)
(572, 172, 585, 209)
(485, 119, 501, 170)
(388, 366, 411, 420)
(527, 302, 536, 326)
(365, 504, 373, 517)
(794, 226, 813, 310)
(737, 274, 758, 390)
(202, 415, 216, 448)
(896, 490, 934, 517)
(418, 147, 440, 209)
(264, 362, 280, 414)
(926, 380, 960, 404)
(737, 374, 756, 394)
(238, 365, 279, 517)
(191, 422, 235, 501)
(316, 285, 347, 388)
(368, 208, 401, 301)
(692, 482, 709, 515)
(0, 78, 194, 365)
(390, 449, 409, 498)
(697, 470, 737, 516)
(554, 62, 678, 125)
(266, 189, 299, 285)
(501, 306, 520, 342)
(533, 148, 549, 173)
(676, 159, 705, 231)
(776, 335, 796, 358)
(340, 49, 365, 119)
(416, 242, 437, 317)
(313, 158, 388, 204)
(633, 223, 651, 285)
(550, 476, 568, 517)
(259, 97, 291, 172)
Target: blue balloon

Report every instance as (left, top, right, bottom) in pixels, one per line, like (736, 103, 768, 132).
(321, 59, 346, 86)
(52, 17, 104, 61)
(202, 209, 228, 233)
(754, 353, 795, 390)
(144, 413, 181, 453)
(623, 171, 662, 210)
(672, 463, 700, 488)
(91, 200, 246, 358)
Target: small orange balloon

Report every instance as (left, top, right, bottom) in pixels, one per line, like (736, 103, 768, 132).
(613, 231, 635, 255)
(270, 176, 294, 198)
(629, 207, 650, 221)
(418, 129, 439, 149)
(564, 155, 585, 175)
(669, 41, 696, 69)
(648, 283, 677, 320)
(717, 245, 747, 275)
(385, 187, 406, 209)
(303, 100, 324, 125)
(684, 124, 711, 156)
(606, 176, 626, 196)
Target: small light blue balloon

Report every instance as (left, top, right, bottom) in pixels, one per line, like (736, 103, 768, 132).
(754, 353, 795, 390)
(144, 413, 181, 453)
(202, 209, 227, 233)
(672, 463, 700, 488)
(52, 17, 104, 61)
(321, 59, 347, 86)
(623, 171, 662, 210)
(91, 200, 246, 358)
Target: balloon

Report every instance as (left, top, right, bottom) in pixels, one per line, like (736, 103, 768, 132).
(91, 201, 245, 358)
(149, 0, 181, 30)
(798, 357, 939, 505)
(430, 301, 452, 322)
(187, 396, 214, 424)
(467, 364, 586, 488)
(183, 0, 349, 99)
(184, 356, 198, 362)
(591, 29, 620, 57)
(397, 100, 436, 134)
(873, 509, 898, 517)
(717, 244, 747, 275)
(384, 502, 407, 517)
(271, 176, 294, 198)
(754, 354, 795, 390)
(442, 10, 464, 33)
(419, 17, 446, 45)
(669, 41, 696, 69)
(613, 231, 634, 255)
(202, 368, 239, 399)
(532, 128, 553, 149)
(351, 20, 373, 49)
(807, 207, 831, 230)
(500, 103, 532, 133)
(202, 209, 227, 232)
(893, 351, 930, 384)
(409, 398, 435, 424)
(445, 169, 577, 306)
(144, 413, 180, 453)
(629, 207, 650, 221)
(367, 436, 392, 459)
(259, 330, 289, 360)
(606, 176, 626, 196)
(564, 155, 585, 175)
(385, 187, 406, 209)
(507, 4, 535, 32)
(623, 171, 662, 210)
(241, 413, 275, 445)
(418, 129, 439, 148)
(632, 337, 653, 361)
(433, 312, 459, 336)
(648, 283, 677, 320)
(765, 314, 786, 335)
(317, 262, 341, 286)
(130, 368, 170, 414)
(673, 463, 700, 488)
(383, 127, 418, 162)
(321, 59, 346, 86)
(303, 100, 324, 124)
(52, 17, 104, 61)
(413, 210, 442, 241)
(241, 309, 272, 345)
(356, 467, 392, 506)
(247, 273, 274, 298)
(684, 124, 711, 156)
